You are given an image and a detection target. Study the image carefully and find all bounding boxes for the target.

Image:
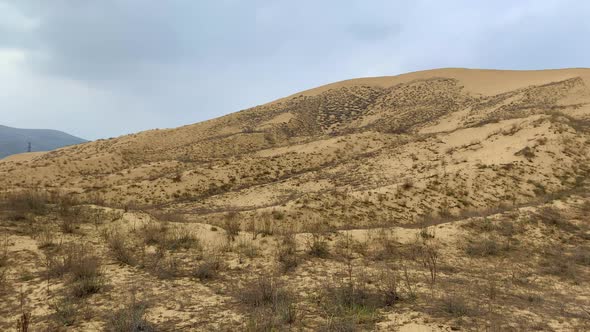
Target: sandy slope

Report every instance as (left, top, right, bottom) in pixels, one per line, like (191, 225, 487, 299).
(0, 68, 589, 331)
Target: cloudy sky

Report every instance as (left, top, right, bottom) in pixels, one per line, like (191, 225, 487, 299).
(1, 0, 589, 139)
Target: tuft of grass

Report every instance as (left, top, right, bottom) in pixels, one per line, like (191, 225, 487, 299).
(51, 296, 78, 326)
(439, 293, 471, 317)
(140, 221, 168, 246)
(573, 246, 590, 266)
(224, 212, 241, 242)
(239, 275, 292, 309)
(534, 206, 577, 231)
(104, 230, 137, 266)
(2, 190, 48, 219)
(162, 229, 200, 251)
(193, 257, 222, 281)
(540, 248, 578, 280)
(277, 233, 298, 273)
(239, 275, 298, 330)
(37, 228, 55, 249)
(46, 243, 104, 298)
(464, 236, 507, 257)
(0, 237, 9, 268)
(306, 232, 330, 258)
(106, 293, 155, 332)
(320, 282, 382, 327)
(58, 205, 82, 234)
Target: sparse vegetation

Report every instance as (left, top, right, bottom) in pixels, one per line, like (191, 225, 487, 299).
(106, 292, 155, 332)
(223, 212, 241, 242)
(464, 235, 508, 257)
(193, 256, 222, 281)
(104, 230, 137, 266)
(45, 243, 104, 298)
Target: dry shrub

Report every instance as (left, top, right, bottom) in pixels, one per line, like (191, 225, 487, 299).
(150, 210, 186, 223)
(0, 238, 8, 291)
(305, 222, 330, 258)
(535, 206, 577, 231)
(276, 233, 298, 273)
(239, 275, 293, 309)
(46, 243, 104, 298)
(401, 177, 414, 190)
(320, 280, 382, 327)
(162, 229, 200, 251)
(2, 190, 48, 220)
(464, 236, 508, 257)
(193, 256, 222, 281)
(59, 207, 81, 234)
(370, 229, 398, 261)
(104, 230, 137, 266)
(106, 292, 155, 332)
(439, 292, 471, 317)
(0, 266, 7, 291)
(239, 275, 298, 330)
(140, 222, 200, 252)
(250, 212, 275, 239)
(237, 238, 259, 262)
(141, 221, 168, 245)
(224, 212, 241, 242)
(244, 304, 298, 331)
(145, 249, 180, 279)
(306, 232, 330, 258)
(51, 296, 78, 326)
(0, 236, 8, 268)
(36, 228, 55, 249)
(540, 247, 578, 280)
(573, 246, 590, 266)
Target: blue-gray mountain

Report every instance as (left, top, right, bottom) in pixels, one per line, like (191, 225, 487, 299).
(0, 125, 87, 159)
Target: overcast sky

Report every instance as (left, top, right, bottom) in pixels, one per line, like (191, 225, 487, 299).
(1, 0, 589, 140)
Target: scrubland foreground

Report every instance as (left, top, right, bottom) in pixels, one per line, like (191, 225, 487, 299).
(0, 68, 589, 331)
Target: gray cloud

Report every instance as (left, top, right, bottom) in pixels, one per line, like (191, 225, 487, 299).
(0, 0, 588, 139)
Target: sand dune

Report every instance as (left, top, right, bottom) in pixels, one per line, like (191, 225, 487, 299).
(0, 68, 589, 331)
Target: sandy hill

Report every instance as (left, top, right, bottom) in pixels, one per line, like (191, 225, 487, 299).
(1, 68, 588, 228)
(0, 125, 87, 159)
(0, 68, 589, 331)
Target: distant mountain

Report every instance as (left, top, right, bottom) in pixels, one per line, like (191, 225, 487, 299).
(0, 125, 87, 158)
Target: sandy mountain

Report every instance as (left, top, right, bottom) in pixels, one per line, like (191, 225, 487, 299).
(1, 68, 588, 228)
(0, 125, 87, 159)
(1, 68, 589, 331)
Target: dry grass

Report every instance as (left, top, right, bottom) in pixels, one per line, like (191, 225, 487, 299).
(46, 242, 104, 298)
(104, 230, 137, 266)
(0, 237, 8, 291)
(223, 212, 241, 242)
(239, 275, 292, 308)
(464, 235, 509, 257)
(192, 256, 222, 281)
(51, 296, 78, 327)
(534, 206, 577, 231)
(438, 292, 472, 317)
(106, 291, 155, 332)
(162, 229, 200, 251)
(238, 274, 297, 330)
(276, 233, 298, 273)
(1, 190, 48, 220)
